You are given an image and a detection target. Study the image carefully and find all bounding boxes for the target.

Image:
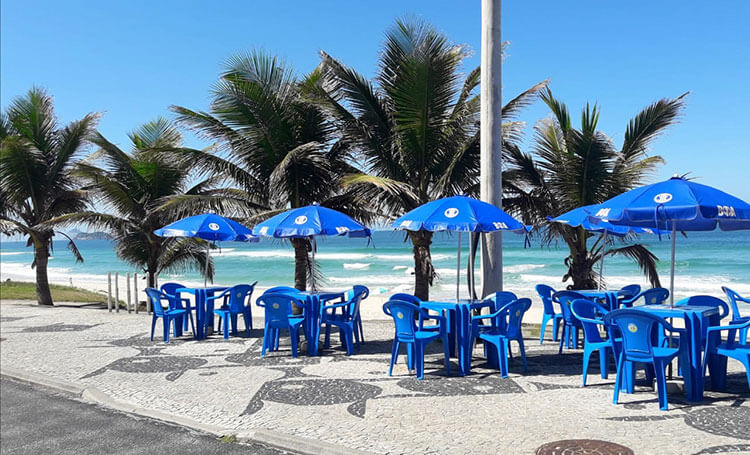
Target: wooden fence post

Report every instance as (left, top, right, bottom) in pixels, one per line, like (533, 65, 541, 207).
(134, 273, 140, 314)
(115, 272, 120, 313)
(126, 272, 131, 313)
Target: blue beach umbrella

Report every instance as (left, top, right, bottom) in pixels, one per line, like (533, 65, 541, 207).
(591, 176, 750, 305)
(252, 203, 371, 290)
(155, 213, 258, 286)
(392, 195, 528, 301)
(549, 205, 666, 289)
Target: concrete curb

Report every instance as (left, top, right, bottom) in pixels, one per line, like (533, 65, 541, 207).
(238, 429, 375, 455)
(1, 367, 376, 455)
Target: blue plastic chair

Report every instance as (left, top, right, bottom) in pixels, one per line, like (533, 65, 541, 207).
(484, 291, 518, 329)
(604, 309, 690, 411)
(347, 285, 369, 343)
(264, 286, 301, 294)
(619, 284, 641, 308)
(160, 282, 192, 330)
(383, 300, 450, 379)
(623, 287, 670, 306)
(256, 293, 306, 357)
(722, 287, 750, 344)
(536, 284, 563, 344)
(553, 291, 585, 353)
(471, 298, 531, 377)
(571, 299, 615, 386)
(206, 283, 257, 339)
(320, 288, 366, 355)
(703, 319, 750, 391)
(145, 288, 194, 343)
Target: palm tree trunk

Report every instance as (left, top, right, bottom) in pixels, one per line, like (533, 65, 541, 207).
(409, 231, 435, 301)
(146, 262, 158, 288)
(291, 238, 308, 291)
(568, 247, 596, 290)
(33, 241, 53, 306)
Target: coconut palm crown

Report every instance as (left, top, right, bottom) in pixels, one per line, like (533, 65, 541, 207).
(503, 88, 689, 289)
(0, 88, 97, 305)
(312, 18, 547, 300)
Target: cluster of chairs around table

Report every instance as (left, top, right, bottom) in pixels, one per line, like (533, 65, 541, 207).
(144, 283, 370, 357)
(145, 281, 749, 411)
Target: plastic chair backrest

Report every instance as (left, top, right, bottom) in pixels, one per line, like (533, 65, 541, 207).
(487, 291, 517, 308)
(634, 288, 669, 305)
(535, 284, 557, 315)
(604, 309, 670, 362)
(257, 294, 303, 324)
(553, 290, 585, 324)
(145, 288, 170, 316)
(264, 286, 300, 295)
(383, 300, 419, 342)
(504, 298, 532, 340)
(391, 293, 421, 305)
(722, 286, 749, 321)
(160, 282, 185, 297)
(620, 284, 641, 299)
(346, 288, 366, 318)
(226, 284, 255, 312)
(571, 299, 608, 343)
(675, 295, 729, 320)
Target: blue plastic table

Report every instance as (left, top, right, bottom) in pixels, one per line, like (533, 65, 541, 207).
(578, 289, 627, 311)
(421, 299, 493, 376)
(296, 291, 344, 356)
(176, 286, 228, 339)
(622, 304, 720, 401)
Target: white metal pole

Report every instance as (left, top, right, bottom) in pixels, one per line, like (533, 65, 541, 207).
(456, 232, 462, 303)
(115, 272, 120, 313)
(598, 232, 607, 290)
(204, 242, 209, 289)
(480, 0, 504, 296)
(126, 272, 131, 313)
(670, 221, 676, 307)
(134, 272, 139, 313)
(311, 236, 316, 292)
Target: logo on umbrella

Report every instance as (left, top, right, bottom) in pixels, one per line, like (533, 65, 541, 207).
(335, 226, 349, 234)
(595, 208, 611, 217)
(444, 208, 459, 218)
(717, 205, 736, 217)
(208, 223, 220, 231)
(493, 222, 508, 229)
(653, 193, 673, 204)
(294, 216, 308, 225)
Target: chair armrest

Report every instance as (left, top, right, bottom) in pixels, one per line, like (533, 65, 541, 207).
(321, 301, 350, 313)
(472, 301, 513, 323)
(707, 319, 750, 333)
(206, 289, 232, 302)
(418, 309, 445, 330)
(319, 292, 346, 304)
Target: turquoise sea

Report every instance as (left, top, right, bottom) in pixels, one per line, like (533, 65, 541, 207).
(1, 230, 748, 302)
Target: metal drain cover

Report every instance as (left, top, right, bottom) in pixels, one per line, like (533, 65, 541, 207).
(536, 439, 634, 455)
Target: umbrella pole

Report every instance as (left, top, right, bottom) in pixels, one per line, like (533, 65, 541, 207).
(669, 221, 676, 307)
(204, 242, 209, 289)
(456, 232, 461, 303)
(311, 236, 316, 292)
(598, 232, 607, 290)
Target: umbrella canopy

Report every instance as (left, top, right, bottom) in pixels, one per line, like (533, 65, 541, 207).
(591, 176, 750, 232)
(155, 213, 258, 242)
(591, 176, 750, 305)
(393, 195, 528, 233)
(253, 203, 370, 238)
(548, 205, 666, 237)
(393, 195, 527, 302)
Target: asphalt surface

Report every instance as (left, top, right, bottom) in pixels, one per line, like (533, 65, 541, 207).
(0, 378, 290, 455)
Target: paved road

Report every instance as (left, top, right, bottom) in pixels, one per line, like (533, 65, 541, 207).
(0, 378, 290, 455)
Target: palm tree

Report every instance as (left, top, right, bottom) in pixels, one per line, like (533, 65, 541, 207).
(312, 18, 547, 300)
(48, 118, 231, 288)
(0, 88, 97, 305)
(503, 88, 688, 289)
(172, 51, 373, 291)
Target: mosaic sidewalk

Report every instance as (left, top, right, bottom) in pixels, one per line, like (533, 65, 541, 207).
(1, 300, 748, 455)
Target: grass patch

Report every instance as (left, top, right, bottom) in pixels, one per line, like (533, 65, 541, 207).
(219, 434, 237, 444)
(0, 280, 110, 303)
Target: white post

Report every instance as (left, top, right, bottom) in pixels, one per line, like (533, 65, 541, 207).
(115, 272, 120, 313)
(134, 273, 140, 314)
(480, 0, 504, 296)
(107, 272, 112, 312)
(126, 272, 131, 313)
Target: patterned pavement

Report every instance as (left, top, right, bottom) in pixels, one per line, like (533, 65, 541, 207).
(0, 300, 748, 455)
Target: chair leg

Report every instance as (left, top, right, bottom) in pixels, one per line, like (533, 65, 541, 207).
(582, 346, 592, 387)
(324, 324, 331, 349)
(558, 323, 567, 354)
(654, 360, 669, 411)
(230, 313, 238, 336)
(517, 338, 527, 372)
(244, 309, 252, 334)
(223, 315, 230, 340)
(357, 316, 364, 343)
(407, 344, 415, 370)
(553, 317, 561, 342)
(415, 342, 425, 379)
(499, 340, 509, 378)
(344, 327, 354, 356)
(613, 354, 624, 405)
(540, 314, 550, 344)
(740, 327, 748, 345)
(389, 341, 399, 376)
(600, 346, 609, 379)
(188, 312, 196, 338)
(352, 323, 360, 351)
(290, 327, 299, 358)
(261, 324, 269, 357)
(163, 318, 170, 343)
(442, 332, 450, 374)
(150, 316, 157, 341)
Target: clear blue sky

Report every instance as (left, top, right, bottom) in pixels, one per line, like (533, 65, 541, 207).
(2, 0, 749, 199)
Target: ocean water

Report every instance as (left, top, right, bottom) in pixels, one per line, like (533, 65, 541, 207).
(1, 230, 748, 303)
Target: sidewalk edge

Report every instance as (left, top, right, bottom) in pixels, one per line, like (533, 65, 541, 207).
(1, 366, 376, 455)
